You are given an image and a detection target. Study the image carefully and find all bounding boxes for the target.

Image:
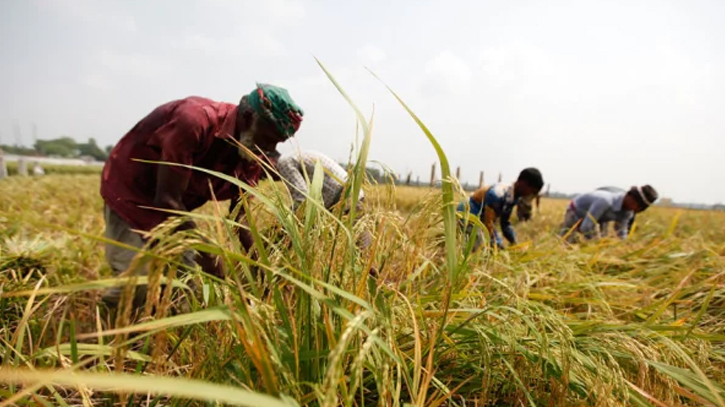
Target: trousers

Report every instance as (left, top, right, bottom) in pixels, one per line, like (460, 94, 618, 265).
(102, 205, 195, 309)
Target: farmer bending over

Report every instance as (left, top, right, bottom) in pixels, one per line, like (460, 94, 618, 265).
(559, 185, 658, 242)
(276, 150, 372, 250)
(100, 84, 303, 308)
(596, 186, 636, 237)
(457, 168, 544, 251)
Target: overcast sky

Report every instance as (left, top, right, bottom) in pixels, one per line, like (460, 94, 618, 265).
(1, 0, 724, 204)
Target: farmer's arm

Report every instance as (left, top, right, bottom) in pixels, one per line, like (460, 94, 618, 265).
(149, 110, 202, 230)
(153, 167, 191, 220)
(229, 193, 254, 252)
(614, 213, 633, 240)
(482, 188, 504, 248)
(600, 221, 610, 237)
(482, 206, 502, 248)
(258, 169, 282, 182)
(268, 171, 282, 182)
(258, 157, 282, 182)
(500, 207, 516, 244)
(147, 109, 223, 276)
(580, 199, 610, 240)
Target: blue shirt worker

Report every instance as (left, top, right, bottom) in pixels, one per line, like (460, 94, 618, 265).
(560, 185, 658, 242)
(457, 168, 544, 251)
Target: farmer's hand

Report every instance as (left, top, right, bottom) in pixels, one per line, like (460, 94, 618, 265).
(196, 252, 224, 278)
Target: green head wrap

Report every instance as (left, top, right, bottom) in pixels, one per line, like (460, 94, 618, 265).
(247, 83, 304, 140)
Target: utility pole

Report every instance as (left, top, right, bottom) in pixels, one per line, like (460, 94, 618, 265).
(32, 122, 38, 145)
(13, 120, 22, 147)
(430, 162, 436, 187)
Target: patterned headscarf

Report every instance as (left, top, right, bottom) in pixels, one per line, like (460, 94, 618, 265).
(247, 83, 304, 140)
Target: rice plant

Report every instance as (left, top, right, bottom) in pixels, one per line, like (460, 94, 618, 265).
(0, 64, 723, 406)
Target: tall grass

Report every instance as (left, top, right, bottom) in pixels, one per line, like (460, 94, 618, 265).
(0, 66, 724, 406)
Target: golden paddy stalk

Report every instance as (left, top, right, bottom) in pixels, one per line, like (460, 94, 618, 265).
(0, 67, 724, 406)
(1, 172, 724, 406)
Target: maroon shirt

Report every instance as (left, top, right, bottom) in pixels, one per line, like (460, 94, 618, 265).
(101, 96, 263, 232)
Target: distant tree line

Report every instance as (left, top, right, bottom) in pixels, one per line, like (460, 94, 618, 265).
(1, 137, 114, 162)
